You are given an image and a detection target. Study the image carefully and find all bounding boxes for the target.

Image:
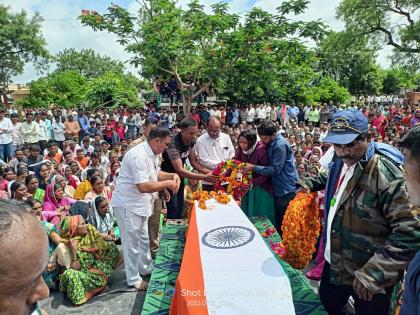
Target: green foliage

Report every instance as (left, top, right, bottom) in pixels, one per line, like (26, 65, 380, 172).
(0, 4, 49, 92)
(23, 71, 86, 108)
(381, 68, 420, 94)
(79, 0, 328, 112)
(336, 0, 420, 68)
(55, 48, 125, 79)
(84, 72, 141, 109)
(307, 76, 350, 104)
(317, 31, 383, 95)
(24, 71, 141, 109)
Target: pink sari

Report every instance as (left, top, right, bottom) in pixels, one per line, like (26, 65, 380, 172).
(42, 184, 71, 228)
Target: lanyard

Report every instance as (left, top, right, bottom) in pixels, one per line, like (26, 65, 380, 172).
(331, 164, 351, 207)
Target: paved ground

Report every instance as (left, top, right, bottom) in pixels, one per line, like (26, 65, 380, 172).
(39, 245, 321, 315)
(40, 262, 148, 315)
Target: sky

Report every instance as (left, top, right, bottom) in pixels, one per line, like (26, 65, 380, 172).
(4, 0, 392, 84)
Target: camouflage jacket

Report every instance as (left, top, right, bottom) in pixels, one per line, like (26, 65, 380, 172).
(299, 143, 420, 293)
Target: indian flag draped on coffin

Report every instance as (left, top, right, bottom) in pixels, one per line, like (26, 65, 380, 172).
(170, 198, 296, 315)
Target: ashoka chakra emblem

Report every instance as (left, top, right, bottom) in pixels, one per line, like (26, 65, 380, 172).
(201, 226, 255, 249)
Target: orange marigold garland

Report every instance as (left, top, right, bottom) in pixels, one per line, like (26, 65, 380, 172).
(279, 192, 321, 269)
(189, 190, 231, 210)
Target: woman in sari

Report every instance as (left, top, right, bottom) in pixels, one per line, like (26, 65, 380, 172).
(84, 175, 112, 202)
(90, 196, 117, 241)
(9, 181, 29, 202)
(25, 174, 46, 202)
(105, 161, 120, 186)
(59, 215, 121, 305)
(62, 165, 79, 190)
(73, 168, 100, 200)
(42, 183, 71, 227)
(26, 198, 64, 289)
(36, 162, 51, 190)
(234, 128, 276, 224)
(51, 174, 77, 202)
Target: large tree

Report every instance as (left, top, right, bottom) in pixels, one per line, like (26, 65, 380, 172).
(22, 71, 87, 108)
(55, 48, 125, 79)
(316, 31, 383, 95)
(336, 0, 420, 69)
(24, 71, 141, 109)
(84, 72, 141, 109)
(80, 0, 327, 113)
(0, 5, 49, 97)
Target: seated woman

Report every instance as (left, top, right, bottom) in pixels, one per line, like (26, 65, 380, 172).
(16, 166, 29, 183)
(105, 161, 120, 186)
(69, 197, 118, 240)
(234, 128, 276, 224)
(62, 165, 80, 190)
(36, 162, 52, 190)
(59, 215, 122, 305)
(42, 183, 71, 228)
(25, 174, 46, 202)
(26, 198, 64, 289)
(0, 167, 14, 199)
(0, 167, 15, 191)
(84, 175, 112, 202)
(90, 196, 117, 241)
(51, 174, 77, 202)
(9, 181, 29, 202)
(73, 168, 100, 200)
(69, 161, 82, 181)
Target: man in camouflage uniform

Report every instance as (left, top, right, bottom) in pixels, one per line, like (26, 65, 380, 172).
(299, 109, 420, 314)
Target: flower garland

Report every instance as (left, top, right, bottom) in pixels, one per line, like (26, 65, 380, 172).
(212, 159, 253, 201)
(189, 190, 231, 210)
(279, 192, 321, 269)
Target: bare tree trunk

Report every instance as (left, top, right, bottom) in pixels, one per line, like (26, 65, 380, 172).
(182, 91, 192, 116)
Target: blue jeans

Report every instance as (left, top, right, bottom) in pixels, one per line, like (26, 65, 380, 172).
(0, 142, 13, 163)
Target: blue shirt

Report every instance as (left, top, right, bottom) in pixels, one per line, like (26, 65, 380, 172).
(78, 116, 90, 131)
(400, 251, 420, 315)
(254, 133, 298, 197)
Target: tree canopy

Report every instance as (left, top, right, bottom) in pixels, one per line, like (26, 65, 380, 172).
(336, 0, 420, 69)
(55, 48, 125, 79)
(23, 70, 141, 109)
(80, 0, 329, 112)
(0, 4, 49, 94)
(316, 31, 383, 95)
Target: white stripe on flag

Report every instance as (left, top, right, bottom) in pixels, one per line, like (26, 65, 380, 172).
(195, 199, 296, 315)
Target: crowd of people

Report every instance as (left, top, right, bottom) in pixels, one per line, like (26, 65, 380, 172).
(0, 95, 419, 315)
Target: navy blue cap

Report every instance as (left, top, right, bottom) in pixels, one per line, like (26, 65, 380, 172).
(322, 109, 368, 145)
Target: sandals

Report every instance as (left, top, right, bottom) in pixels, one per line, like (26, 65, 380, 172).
(132, 280, 148, 291)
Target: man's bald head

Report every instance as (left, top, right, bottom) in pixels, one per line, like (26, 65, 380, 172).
(207, 116, 221, 139)
(0, 200, 49, 315)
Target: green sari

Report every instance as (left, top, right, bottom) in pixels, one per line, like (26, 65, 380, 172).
(40, 221, 60, 288)
(241, 185, 276, 224)
(59, 215, 120, 305)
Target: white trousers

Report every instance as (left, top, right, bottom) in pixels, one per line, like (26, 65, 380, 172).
(114, 207, 153, 286)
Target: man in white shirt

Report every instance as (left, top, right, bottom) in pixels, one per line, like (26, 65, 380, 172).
(246, 105, 255, 125)
(0, 108, 14, 162)
(209, 105, 221, 118)
(34, 113, 48, 152)
(111, 127, 180, 291)
(195, 116, 235, 191)
(51, 114, 65, 150)
(10, 113, 23, 155)
(20, 112, 39, 145)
